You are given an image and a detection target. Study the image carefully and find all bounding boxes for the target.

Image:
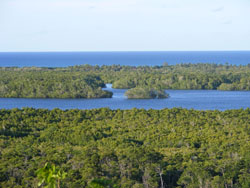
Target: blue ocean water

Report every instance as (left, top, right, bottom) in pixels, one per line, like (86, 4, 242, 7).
(0, 88, 250, 111)
(0, 51, 250, 67)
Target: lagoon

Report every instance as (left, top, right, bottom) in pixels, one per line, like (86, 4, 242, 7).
(0, 87, 250, 110)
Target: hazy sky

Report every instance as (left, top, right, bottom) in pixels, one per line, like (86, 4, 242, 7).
(0, 0, 249, 51)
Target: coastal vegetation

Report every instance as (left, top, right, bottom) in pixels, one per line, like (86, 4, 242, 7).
(125, 87, 169, 99)
(1, 63, 250, 99)
(97, 63, 250, 90)
(0, 69, 112, 98)
(0, 108, 250, 187)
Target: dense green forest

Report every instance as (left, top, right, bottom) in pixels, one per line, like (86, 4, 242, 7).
(0, 108, 250, 187)
(76, 63, 250, 90)
(0, 68, 112, 98)
(1, 63, 250, 99)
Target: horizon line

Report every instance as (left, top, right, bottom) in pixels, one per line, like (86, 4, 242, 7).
(0, 50, 250, 53)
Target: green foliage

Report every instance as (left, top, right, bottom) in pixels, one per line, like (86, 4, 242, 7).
(217, 83, 238, 90)
(67, 63, 250, 91)
(125, 87, 169, 99)
(87, 178, 117, 188)
(0, 68, 112, 98)
(0, 108, 250, 187)
(36, 163, 67, 188)
(2, 63, 250, 99)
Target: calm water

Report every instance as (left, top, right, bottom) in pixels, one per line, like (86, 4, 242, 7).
(0, 51, 250, 67)
(1, 87, 250, 111)
(1, 52, 250, 110)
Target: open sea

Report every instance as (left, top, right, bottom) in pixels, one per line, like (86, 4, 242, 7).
(0, 51, 250, 110)
(0, 51, 250, 67)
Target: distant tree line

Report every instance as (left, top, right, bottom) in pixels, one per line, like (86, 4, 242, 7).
(95, 63, 250, 90)
(1, 63, 250, 99)
(0, 68, 112, 98)
(0, 108, 250, 187)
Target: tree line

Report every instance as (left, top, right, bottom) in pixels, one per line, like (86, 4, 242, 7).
(1, 63, 250, 99)
(0, 68, 112, 98)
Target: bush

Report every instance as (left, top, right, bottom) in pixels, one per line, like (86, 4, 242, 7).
(125, 87, 169, 99)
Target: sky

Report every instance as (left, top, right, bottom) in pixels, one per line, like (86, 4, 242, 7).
(0, 0, 250, 52)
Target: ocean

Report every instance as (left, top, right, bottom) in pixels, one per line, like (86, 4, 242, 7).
(0, 51, 250, 67)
